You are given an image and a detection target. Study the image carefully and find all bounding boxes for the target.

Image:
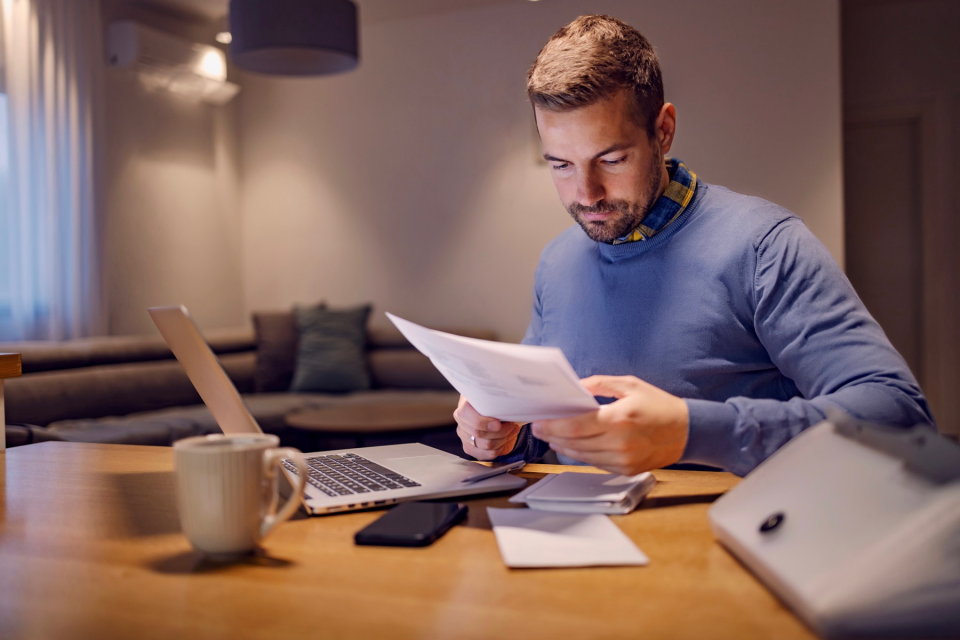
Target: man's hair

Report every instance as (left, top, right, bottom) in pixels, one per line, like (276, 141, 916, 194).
(527, 15, 664, 137)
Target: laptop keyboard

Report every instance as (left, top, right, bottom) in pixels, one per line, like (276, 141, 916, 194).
(282, 453, 421, 497)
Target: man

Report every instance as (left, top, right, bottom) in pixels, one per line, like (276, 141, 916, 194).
(454, 15, 933, 477)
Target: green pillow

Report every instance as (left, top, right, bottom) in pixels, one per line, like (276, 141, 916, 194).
(289, 304, 372, 393)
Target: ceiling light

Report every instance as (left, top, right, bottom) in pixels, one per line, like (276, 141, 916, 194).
(228, 0, 359, 76)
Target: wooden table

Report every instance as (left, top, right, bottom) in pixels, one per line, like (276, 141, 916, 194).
(0, 353, 23, 451)
(0, 442, 814, 639)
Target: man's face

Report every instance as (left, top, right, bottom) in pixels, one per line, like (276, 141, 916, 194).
(536, 91, 665, 243)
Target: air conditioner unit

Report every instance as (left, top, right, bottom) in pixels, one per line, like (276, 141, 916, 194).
(106, 21, 240, 106)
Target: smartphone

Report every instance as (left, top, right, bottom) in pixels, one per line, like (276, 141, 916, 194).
(354, 502, 468, 547)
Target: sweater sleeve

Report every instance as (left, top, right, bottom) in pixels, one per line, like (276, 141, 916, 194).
(681, 218, 934, 476)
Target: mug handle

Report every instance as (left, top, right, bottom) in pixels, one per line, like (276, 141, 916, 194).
(260, 447, 307, 540)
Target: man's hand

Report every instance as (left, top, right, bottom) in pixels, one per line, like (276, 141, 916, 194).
(531, 375, 689, 475)
(454, 395, 523, 460)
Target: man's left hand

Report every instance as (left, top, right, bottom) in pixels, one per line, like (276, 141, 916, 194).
(531, 375, 690, 475)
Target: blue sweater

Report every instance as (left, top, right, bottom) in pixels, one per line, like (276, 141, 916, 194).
(505, 182, 933, 476)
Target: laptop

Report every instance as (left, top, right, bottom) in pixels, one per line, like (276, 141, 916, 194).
(149, 305, 526, 515)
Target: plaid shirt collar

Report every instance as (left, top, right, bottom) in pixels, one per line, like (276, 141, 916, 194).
(613, 158, 698, 244)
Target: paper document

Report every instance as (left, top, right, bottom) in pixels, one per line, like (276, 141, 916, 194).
(386, 313, 599, 423)
(487, 507, 649, 568)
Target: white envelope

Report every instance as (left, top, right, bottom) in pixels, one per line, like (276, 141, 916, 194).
(487, 507, 649, 568)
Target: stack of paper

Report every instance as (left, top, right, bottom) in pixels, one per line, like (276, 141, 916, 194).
(487, 508, 649, 568)
(509, 472, 656, 515)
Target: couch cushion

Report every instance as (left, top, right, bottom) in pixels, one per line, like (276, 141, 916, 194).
(45, 414, 218, 446)
(44, 393, 331, 445)
(253, 310, 302, 393)
(45, 390, 461, 446)
(4, 423, 64, 447)
(5, 352, 255, 426)
(290, 304, 372, 393)
(0, 328, 255, 374)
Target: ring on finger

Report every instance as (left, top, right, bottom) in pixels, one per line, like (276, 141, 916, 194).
(470, 435, 476, 447)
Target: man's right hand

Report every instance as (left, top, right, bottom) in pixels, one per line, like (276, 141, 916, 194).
(454, 395, 523, 460)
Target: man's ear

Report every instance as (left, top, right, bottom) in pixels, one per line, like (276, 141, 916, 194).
(656, 103, 677, 155)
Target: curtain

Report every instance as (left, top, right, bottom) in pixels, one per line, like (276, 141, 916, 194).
(0, 0, 102, 340)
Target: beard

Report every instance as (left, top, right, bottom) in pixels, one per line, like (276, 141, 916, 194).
(566, 149, 664, 244)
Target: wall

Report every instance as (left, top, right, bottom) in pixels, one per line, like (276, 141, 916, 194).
(239, 0, 844, 341)
(99, 0, 246, 335)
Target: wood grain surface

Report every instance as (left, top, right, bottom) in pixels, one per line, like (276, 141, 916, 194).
(0, 442, 814, 640)
(0, 353, 21, 379)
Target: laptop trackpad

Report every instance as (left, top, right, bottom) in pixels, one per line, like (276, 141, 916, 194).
(383, 454, 462, 478)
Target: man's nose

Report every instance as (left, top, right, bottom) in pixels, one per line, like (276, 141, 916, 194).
(575, 169, 605, 206)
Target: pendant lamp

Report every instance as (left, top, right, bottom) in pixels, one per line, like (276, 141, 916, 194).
(228, 0, 359, 76)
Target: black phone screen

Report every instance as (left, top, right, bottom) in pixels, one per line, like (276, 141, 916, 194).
(354, 502, 468, 547)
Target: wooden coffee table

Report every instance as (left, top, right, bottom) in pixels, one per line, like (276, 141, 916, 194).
(284, 398, 460, 450)
(286, 401, 458, 434)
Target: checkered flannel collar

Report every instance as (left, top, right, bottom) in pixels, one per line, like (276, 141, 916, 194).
(613, 158, 698, 244)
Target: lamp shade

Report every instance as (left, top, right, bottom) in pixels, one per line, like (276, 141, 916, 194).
(228, 0, 359, 76)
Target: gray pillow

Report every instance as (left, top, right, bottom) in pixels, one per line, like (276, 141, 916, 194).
(290, 304, 372, 393)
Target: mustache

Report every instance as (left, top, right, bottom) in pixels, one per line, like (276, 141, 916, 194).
(567, 200, 634, 216)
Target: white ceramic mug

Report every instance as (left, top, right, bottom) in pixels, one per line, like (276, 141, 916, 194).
(173, 433, 307, 558)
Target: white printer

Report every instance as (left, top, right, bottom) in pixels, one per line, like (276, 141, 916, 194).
(709, 414, 960, 638)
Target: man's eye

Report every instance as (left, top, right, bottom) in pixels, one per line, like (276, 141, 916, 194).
(550, 163, 570, 171)
(603, 157, 626, 166)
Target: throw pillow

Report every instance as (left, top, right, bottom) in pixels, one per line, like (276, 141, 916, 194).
(253, 308, 311, 392)
(290, 304, 372, 393)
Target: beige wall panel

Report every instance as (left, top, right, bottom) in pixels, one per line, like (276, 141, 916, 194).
(99, 0, 246, 335)
(102, 75, 245, 335)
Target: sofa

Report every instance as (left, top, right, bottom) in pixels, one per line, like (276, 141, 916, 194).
(1, 319, 494, 456)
